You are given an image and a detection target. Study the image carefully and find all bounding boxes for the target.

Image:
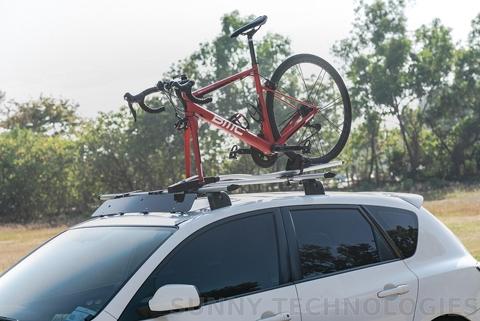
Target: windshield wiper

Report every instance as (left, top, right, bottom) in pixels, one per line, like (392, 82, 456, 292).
(0, 316, 18, 321)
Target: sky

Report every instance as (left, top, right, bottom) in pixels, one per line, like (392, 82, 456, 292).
(1, 0, 479, 117)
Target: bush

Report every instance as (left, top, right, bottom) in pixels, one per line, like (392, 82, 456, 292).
(0, 129, 80, 224)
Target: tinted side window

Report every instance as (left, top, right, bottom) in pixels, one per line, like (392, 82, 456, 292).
(120, 213, 280, 320)
(291, 208, 391, 279)
(366, 206, 419, 258)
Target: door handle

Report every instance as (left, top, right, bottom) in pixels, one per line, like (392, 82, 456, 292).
(377, 284, 410, 298)
(258, 312, 291, 321)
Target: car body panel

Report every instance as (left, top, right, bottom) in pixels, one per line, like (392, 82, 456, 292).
(358, 192, 424, 209)
(144, 285, 301, 321)
(94, 311, 117, 321)
(295, 260, 418, 321)
(75, 213, 190, 228)
(404, 208, 480, 321)
(469, 307, 480, 321)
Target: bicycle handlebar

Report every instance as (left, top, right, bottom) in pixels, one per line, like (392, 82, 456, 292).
(124, 87, 165, 121)
(168, 80, 213, 105)
(124, 77, 212, 121)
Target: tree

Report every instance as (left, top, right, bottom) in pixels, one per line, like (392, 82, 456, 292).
(333, 0, 410, 183)
(0, 128, 79, 223)
(421, 14, 480, 177)
(334, 0, 457, 181)
(0, 96, 81, 135)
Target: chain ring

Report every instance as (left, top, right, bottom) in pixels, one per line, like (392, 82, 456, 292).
(250, 148, 278, 168)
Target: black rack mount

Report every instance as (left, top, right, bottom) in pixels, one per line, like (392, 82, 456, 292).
(93, 160, 342, 217)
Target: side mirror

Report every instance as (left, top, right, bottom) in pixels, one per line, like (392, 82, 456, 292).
(149, 284, 201, 313)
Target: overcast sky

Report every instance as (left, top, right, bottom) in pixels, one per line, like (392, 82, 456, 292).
(1, 0, 479, 117)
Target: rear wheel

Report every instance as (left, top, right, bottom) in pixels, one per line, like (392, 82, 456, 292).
(265, 54, 351, 164)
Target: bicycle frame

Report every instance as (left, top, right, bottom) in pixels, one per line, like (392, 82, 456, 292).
(182, 63, 319, 182)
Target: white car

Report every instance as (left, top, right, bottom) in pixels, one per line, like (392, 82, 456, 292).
(0, 190, 479, 321)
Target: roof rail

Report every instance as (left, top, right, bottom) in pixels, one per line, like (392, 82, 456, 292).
(94, 161, 342, 215)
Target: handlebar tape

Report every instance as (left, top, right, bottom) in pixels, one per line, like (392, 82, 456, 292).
(170, 81, 213, 105)
(123, 87, 165, 121)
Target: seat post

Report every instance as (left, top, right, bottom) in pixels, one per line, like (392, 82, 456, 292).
(247, 34, 257, 66)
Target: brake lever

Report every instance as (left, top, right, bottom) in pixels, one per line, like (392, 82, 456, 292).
(124, 93, 137, 121)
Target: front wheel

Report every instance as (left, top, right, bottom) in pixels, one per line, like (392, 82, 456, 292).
(265, 54, 351, 164)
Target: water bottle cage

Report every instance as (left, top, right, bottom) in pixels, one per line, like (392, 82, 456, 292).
(247, 100, 263, 123)
(228, 113, 250, 130)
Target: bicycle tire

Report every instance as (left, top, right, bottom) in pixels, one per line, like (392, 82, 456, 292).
(265, 53, 351, 164)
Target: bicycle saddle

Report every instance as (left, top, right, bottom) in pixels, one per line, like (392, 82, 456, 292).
(230, 15, 267, 38)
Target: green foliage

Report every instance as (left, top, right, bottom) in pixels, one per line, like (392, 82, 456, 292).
(335, 0, 479, 183)
(77, 106, 186, 196)
(410, 19, 455, 96)
(1, 96, 81, 135)
(419, 14, 480, 177)
(0, 129, 78, 223)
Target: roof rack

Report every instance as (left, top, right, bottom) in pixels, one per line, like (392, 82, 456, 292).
(92, 160, 342, 216)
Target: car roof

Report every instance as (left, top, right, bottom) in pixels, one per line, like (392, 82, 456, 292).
(75, 191, 423, 229)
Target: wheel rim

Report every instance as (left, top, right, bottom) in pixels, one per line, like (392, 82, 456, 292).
(271, 60, 349, 161)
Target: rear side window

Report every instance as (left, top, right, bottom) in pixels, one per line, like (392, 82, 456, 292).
(120, 212, 280, 320)
(366, 206, 419, 258)
(290, 208, 395, 279)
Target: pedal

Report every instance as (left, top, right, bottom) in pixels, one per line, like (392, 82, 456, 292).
(229, 145, 251, 159)
(228, 113, 250, 130)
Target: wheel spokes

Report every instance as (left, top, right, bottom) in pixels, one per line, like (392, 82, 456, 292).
(272, 60, 347, 161)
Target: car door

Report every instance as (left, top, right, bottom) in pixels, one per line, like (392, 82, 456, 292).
(283, 205, 418, 321)
(118, 209, 301, 321)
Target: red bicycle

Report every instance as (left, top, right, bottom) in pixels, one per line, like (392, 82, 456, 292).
(125, 15, 351, 184)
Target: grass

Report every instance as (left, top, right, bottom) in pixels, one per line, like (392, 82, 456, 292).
(0, 226, 65, 272)
(0, 189, 479, 273)
(423, 189, 480, 259)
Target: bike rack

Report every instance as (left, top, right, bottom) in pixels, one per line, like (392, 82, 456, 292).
(94, 161, 342, 215)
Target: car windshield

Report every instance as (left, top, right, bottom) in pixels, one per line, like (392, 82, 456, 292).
(0, 226, 175, 321)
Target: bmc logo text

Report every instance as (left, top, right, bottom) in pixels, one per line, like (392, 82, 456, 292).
(212, 116, 244, 136)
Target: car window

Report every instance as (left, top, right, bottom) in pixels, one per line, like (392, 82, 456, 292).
(290, 208, 395, 279)
(0, 226, 174, 321)
(120, 212, 280, 321)
(366, 205, 419, 258)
